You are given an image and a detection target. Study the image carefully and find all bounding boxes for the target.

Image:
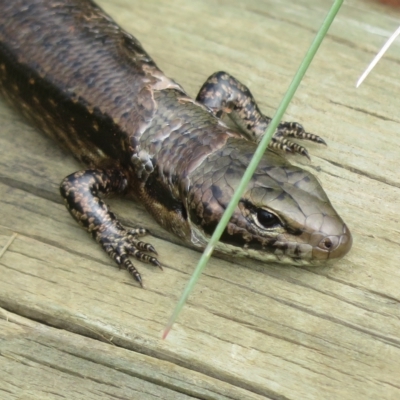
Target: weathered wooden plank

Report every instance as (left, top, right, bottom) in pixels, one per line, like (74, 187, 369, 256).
(0, 0, 399, 399)
(0, 309, 265, 400)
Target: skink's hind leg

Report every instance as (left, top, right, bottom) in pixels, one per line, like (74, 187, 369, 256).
(196, 71, 326, 158)
(60, 169, 160, 287)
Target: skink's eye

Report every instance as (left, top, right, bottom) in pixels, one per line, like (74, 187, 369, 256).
(256, 209, 280, 229)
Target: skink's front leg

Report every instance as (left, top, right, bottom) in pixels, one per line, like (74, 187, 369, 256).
(196, 71, 326, 159)
(60, 169, 161, 287)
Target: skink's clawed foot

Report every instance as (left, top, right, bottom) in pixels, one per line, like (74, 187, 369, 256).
(60, 170, 161, 287)
(271, 121, 327, 158)
(99, 228, 161, 287)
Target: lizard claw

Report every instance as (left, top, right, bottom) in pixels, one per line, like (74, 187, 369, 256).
(314, 136, 327, 146)
(151, 258, 163, 270)
(147, 244, 158, 255)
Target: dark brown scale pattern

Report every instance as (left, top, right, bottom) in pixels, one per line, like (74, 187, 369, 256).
(0, 0, 352, 285)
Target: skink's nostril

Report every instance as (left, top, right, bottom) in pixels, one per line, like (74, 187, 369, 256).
(317, 235, 339, 252)
(320, 237, 333, 250)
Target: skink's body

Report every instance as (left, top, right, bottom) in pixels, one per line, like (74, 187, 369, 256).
(0, 0, 352, 285)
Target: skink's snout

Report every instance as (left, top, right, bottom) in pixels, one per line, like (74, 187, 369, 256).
(309, 215, 353, 261)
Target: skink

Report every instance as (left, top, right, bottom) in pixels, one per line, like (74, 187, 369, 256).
(0, 0, 352, 285)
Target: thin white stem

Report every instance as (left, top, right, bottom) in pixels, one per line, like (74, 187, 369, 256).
(357, 26, 400, 88)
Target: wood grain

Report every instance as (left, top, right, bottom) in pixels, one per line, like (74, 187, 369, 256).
(1, 0, 399, 399)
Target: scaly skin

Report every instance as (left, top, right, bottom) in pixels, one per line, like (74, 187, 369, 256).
(0, 0, 352, 286)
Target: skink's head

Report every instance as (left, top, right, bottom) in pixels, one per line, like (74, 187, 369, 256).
(186, 140, 352, 265)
